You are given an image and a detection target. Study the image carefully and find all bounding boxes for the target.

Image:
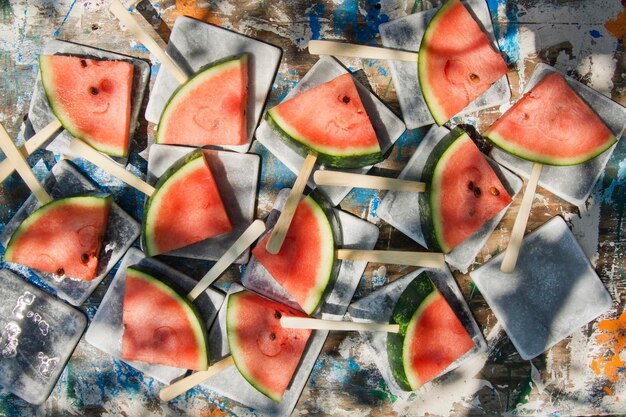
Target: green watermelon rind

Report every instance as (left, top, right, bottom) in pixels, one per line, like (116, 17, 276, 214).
(156, 53, 249, 145)
(485, 129, 617, 166)
(387, 272, 437, 391)
(125, 267, 209, 370)
(418, 128, 468, 253)
(266, 107, 384, 169)
(226, 291, 283, 403)
(418, 0, 459, 126)
(39, 55, 129, 157)
(142, 150, 206, 256)
(4, 194, 112, 263)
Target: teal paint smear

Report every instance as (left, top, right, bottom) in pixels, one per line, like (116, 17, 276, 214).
(485, 0, 520, 64)
(307, 3, 326, 40)
(54, 0, 78, 37)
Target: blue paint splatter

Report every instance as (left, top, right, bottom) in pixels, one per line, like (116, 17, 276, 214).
(485, 0, 520, 64)
(130, 44, 150, 53)
(307, 3, 326, 40)
(368, 195, 380, 218)
(590, 29, 603, 38)
(333, 0, 389, 44)
(53, 0, 78, 38)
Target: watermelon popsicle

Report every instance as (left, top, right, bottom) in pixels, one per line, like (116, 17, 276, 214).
(483, 70, 619, 272)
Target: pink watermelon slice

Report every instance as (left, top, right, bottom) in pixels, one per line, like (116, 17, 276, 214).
(157, 54, 248, 147)
(142, 150, 232, 256)
(4, 195, 112, 281)
(226, 290, 312, 402)
(39, 55, 134, 157)
(252, 195, 335, 315)
(122, 267, 208, 370)
(267, 73, 382, 168)
(418, 0, 509, 125)
(387, 272, 474, 391)
(484, 72, 617, 165)
(419, 128, 512, 253)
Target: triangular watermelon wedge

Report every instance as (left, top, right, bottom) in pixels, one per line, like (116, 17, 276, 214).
(418, 0, 509, 125)
(419, 128, 512, 253)
(226, 290, 312, 402)
(157, 54, 249, 147)
(39, 55, 134, 157)
(485, 72, 617, 165)
(252, 194, 336, 315)
(142, 150, 232, 256)
(267, 73, 383, 168)
(387, 272, 474, 391)
(4, 194, 112, 281)
(121, 267, 209, 371)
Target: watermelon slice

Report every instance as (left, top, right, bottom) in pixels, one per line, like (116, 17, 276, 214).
(157, 54, 248, 147)
(418, 0, 509, 125)
(252, 195, 336, 314)
(387, 272, 474, 391)
(121, 267, 208, 371)
(143, 150, 232, 256)
(4, 195, 112, 281)
(419, 128, 512, 253)
(485, 72, 617, 165)
(39, 55, 134, 157)
(267, 73, 383, 168)
(226, 290, 312, 402)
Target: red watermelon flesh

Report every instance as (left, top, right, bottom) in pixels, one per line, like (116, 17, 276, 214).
(143, 150, 232, 256)
(252, 195, 335, 315)
(122, 268, 208, 371)
(267, 73, 382, 168)
(157, 54, 248, 146)
(39, 55, 134, 157)
(404, 290, 475, 388)
(418, 0, 509, 125)
(226, 290, 312, 402)
(4, 195, 111, 281)
(485, 72, 617, 165)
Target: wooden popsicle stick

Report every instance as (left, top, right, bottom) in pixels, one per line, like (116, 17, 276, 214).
(0, 119, 63, 183)
(314, 170, 426, 192)
(266, 153, 318, 254)
(69, 139, 156, 196)
(336, 249, 445, 268)
(280, 317, 400, 333)
(159, 356, 235, 402)
(500, 162, 543, 273)
(0, 123, 52, 205)
(187, 220, 266, 302)
(109, 0, 189, 84)
(309, 40, 417, 62)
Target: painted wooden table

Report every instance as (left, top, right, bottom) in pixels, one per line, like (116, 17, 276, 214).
(1, 0, 625, 415)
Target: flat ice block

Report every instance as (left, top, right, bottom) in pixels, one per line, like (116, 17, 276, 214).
(255, 56, 407, 206)
(145, 16, 282, 154)
(490, 63, 626, 207)
(199, 191, 379, 417)
(84, 248, 225, 384)
(470, 216, 612, 360)
(378, 125, 522, 273)
(27, 39, 150, 164)
(379, 0, 511, 129)
(146, 145, 260, 263)
(347, 267, 486, 396)
(0, 160, 140, 306)
(0, 269, 87, 405)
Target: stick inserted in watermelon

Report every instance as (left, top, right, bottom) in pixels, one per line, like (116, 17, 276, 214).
(280, 316, 400, 333)
(121, 267, 209, 370)
(69, 139, 233, 257)
(40, 55, 134, 157)
(484, 72, 617, 272)
(387, 272, 474, 391)
(419, 127, 512, 254)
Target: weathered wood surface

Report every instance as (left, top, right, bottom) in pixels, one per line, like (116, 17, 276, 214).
(0, 0, 625, 415)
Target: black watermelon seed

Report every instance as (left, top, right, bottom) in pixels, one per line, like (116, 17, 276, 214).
(274, 310, 282, 319)
(80, 59, 87, 68)
(56, 267, 65, 276)
(474, 187, 481, 197)
(81, 253, 89, 263)
(467, 181, 474, 191)
(89, 87, 99, 95)
(342, 96, 350, 103)
(269, 333, 276, 341)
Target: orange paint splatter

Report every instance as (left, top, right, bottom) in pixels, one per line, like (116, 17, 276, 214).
(605, 5, 626, 41)
(604, 386, 614, 396)
(590, 312, 626, 384)
(173, 0, 225, 26)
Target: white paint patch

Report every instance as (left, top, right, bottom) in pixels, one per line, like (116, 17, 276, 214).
(562, 189, 601, 265)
